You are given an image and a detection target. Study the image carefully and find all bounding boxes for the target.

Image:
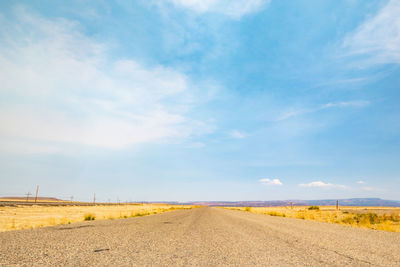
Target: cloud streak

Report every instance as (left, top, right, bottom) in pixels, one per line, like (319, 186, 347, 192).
(343, 0, 400, 65)
(276, 100, 370, 121)
(299, 181, 346, 189)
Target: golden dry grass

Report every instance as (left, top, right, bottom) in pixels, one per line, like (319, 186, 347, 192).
(225, 206, 400, 232)
(0, 204, 195, 232)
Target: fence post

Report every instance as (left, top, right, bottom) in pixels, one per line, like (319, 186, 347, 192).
(34, 186, 39, 203)
(26, 192, 31, 202)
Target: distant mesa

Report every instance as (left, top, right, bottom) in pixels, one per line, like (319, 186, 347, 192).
(183, 198, 400, 207)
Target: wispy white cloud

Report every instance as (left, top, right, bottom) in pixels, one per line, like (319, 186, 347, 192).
(276, 100, 370, 121)
(357, 180, 365, 184)
(230, 130, 246, 139)
(0, 8, 213, 152)
(276, 110, 304, 122)
(299, 181, 346, 189)
(259, 178, 283, 186)
(165, 0, 269, 18)
(362, 186, 374, 191)
(343, 0, 400, 65)
(320, 100, 370, 109)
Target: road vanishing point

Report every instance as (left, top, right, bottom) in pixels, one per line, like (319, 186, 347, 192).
(1, 207, 399, 266)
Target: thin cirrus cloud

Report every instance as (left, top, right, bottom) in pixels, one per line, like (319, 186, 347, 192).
(342, 0, 400, 65)
(166, 0, 269, 18)
(0, 8, 213, 152)
(259, 178, 283, 186)
(276, 100, 370, 121)
(299, 181, 346, 189)
(230, 130, 246, 139)
(362, 186, 374, 191)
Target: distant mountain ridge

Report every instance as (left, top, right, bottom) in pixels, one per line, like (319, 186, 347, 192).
(183, 198, 400, 207)
(2, 197, 398, 207)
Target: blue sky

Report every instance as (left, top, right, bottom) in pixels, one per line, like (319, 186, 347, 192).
(0, 0, 399, 201)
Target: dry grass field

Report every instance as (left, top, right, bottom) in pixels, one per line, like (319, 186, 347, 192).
(0, 204, 194, 232)
(225, 206, 400, 232)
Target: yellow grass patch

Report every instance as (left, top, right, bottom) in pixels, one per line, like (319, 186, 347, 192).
(225, 206, 400, 232)
(0, 204, 194, 232)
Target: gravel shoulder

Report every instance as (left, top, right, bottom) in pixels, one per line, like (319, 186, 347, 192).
(1, 207, 399, 266)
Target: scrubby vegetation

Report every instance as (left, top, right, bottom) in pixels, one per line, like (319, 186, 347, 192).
(340, 212, 400, 226)
(225, 206, 400, 232)
(84, 213, 96, 221)
(267, 211, 286, 217)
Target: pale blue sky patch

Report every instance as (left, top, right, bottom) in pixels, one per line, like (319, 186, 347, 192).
(163, 0, 269, 19)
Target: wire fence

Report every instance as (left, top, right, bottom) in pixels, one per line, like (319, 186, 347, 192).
(0, 192, 141, 204)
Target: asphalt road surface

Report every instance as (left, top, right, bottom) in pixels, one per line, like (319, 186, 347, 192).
(1, 207, 400, 266)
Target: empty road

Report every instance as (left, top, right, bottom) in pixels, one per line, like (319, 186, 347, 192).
(1, 207, 399, 266)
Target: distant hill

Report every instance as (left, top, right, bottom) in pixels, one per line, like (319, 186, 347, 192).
(185, 198, 400, 207)
(0, 197, 63, 201)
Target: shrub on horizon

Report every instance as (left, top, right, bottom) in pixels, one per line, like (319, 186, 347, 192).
(84, 213, 96, 221)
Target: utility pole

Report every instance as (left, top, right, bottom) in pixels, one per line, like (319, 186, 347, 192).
(26, 192, 31, 202)
(336, 200, 339, 210)
(290, 202, 293, 209)
(70, 196, 74, 202)
(34, 186, 39, 203)
(93, 193, 96, 205)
